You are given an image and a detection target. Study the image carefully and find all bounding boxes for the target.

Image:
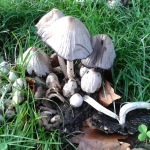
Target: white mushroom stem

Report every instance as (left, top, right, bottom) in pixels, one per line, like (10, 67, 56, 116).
(67, 61, 75, 79)
(58, 56, 68, 78)
(83, 95, 119, 120)
(119, 102, 150, 126)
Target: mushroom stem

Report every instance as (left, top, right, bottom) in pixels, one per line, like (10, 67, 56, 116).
(67, 61, 75, 79)
(58, 56, 67, 78)
(119, 102, 150, 126)
(83, 95, 119, 120)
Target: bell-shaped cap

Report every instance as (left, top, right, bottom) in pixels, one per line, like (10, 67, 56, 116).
(23, 47, 52, 77)
(82, 34, 116, 70)
(36, 8, 65, 36)
(36, 8, 65, 30)
(40, 16, 93, 61)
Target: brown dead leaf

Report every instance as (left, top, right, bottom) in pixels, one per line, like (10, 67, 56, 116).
(99, 80, 121, 107)
(26, 77, 36, 94)
(77, 129, 129, 150)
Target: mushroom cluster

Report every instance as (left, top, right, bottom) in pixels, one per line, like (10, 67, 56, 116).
(0, 8, 149, 134)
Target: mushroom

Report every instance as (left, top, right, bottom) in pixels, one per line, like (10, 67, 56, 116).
(82, 34, 116, 70)
(36, 8, 67, 78)
(22, 47, 52, 77)
(79, 65, 89, 77)
(0, 61, 11, 76)
(46, 73, 61, 91)
(69, 93, 83, 107)
(36, 8, 65, 36)
(12, 90, 25, 106)
(40, 16, 93, 97)
(13, 78, 26, 91)
(8, 70, 19, 82)
(62, 79, 78, 98)
(81, 68, 102, 93)
(40, 16, 93, 78)
(81, 34, 116, 93)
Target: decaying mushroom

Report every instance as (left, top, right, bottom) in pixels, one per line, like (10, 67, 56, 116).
(46, 89, 65, 103)
(21, 47, 52, 77)
(46, 73, 61, 91)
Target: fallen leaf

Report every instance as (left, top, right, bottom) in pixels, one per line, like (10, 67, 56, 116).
(99, 80, 121, 106)
(77, 129, 129, 150)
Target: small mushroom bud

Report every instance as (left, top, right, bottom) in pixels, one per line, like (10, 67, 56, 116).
(2, 84, 12, 93)
(69, 93, 83, 107)
(81, 69, 102, 93)
(0, 61, 11, 75)
(46, 73, 61, 90)
(9, 70, 19, 82)
(79, 65, 89, 77)
(13, 78, 26, 91)
(63, 79, 77, 97)
(12, 90, 25, 106)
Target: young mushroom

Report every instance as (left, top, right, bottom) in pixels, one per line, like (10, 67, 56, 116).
(62, 79, 77, 97)
(81, 68, 102, 93)
(69, 93, 83, 107)
(0, 61, 11, 76)
(81, 34, 116, 93)
(79, 65, 89, 77)
(21, 47, 52, 77)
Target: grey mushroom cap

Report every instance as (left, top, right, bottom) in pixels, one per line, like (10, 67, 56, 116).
(81, 34, 116, 70)
(36, 8, 65, 31)
(23, 47, 52, 77)
(40, 16, 93, 61)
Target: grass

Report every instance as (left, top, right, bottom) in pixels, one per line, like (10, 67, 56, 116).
(0, 0, 150, 149)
